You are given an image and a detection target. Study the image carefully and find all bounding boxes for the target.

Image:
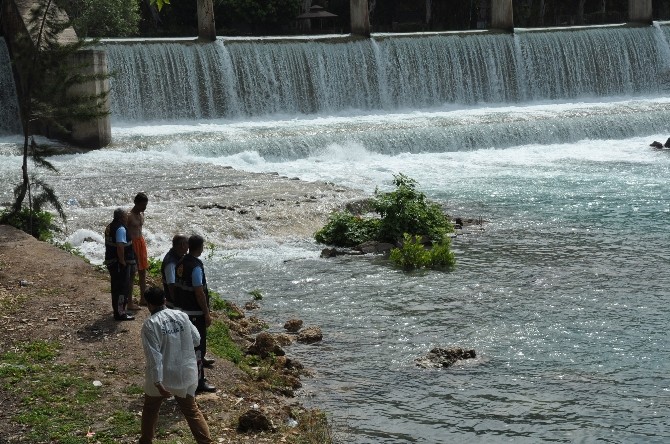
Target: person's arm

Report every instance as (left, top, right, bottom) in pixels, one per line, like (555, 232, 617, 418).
(187, 314, 201, 348)
(192, 266, 211, 327)
(141, 323, 171, 396)
(165, 262, 176, 299)
(115, 226, 128, 266)
(194, 286, 211, 327)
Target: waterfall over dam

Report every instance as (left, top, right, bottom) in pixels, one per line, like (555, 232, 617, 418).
(0, 38, 21, 136)
(104, 24, 670, 124)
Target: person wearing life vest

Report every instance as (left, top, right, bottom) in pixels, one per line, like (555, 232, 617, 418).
(161, 234, 188, 309)
(104, 207, 136, 321)
(174, 235, 216, 393)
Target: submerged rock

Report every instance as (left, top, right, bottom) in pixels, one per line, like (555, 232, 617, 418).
(415, 347, 476, 369)
(284, 318, 303, 333)
(297, 326, 323, 344)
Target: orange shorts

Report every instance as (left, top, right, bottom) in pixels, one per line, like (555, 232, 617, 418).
(132, 236, 149, 271)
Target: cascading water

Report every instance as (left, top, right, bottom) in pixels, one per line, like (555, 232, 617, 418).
(0, 38, 21, 136)
(104, 24, 670, 127)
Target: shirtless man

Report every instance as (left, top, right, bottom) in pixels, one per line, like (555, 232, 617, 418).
(128, 192, 149, 308)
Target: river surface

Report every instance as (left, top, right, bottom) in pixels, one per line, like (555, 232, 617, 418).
(2, 98, 670, 442)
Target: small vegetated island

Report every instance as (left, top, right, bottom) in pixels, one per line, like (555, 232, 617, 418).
(314, 173, 457, 271)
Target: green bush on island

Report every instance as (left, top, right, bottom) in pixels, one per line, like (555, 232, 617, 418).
(389, 233, 431, 270)
(389, 233, 456, 271)
(315, 174, 456, 271)
(427, 238, 457, 270)
(314, 211, 381, 247)
(373, 174, 453, 244)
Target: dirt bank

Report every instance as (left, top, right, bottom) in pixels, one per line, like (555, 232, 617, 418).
(0, 224, 333, 443)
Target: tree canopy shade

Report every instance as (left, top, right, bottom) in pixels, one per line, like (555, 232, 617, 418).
(2, 0, 109, 236)
(59, 0, 141, 37)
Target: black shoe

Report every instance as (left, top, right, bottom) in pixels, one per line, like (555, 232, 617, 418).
(114, 313, 135, 321)
(203, 356, 215, 368)
(196, 379, 216, 393)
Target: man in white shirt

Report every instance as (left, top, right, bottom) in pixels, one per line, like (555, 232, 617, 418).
(139, 287, 213, 444)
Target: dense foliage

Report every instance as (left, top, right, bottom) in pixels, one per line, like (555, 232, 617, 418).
(388, 233, 456, 271)
(2, 0, 109, 238)
(60, 0, 141, 37)
(373, 174, 452, 244)
(0, 208, 55, 241)
(315, 174, 455, 271)
(314, 211, 380, 247)
(315, 174, 453, 247)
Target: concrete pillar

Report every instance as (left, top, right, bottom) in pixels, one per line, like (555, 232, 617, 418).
(197, 0, 216, 41)
(350, 0, 370, 37)
(491, 0, 514, 32)
(68, 50, 111, 149)
(629, 0, 653, 24)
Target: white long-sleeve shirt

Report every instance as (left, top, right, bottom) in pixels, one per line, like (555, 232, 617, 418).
(141, 307, 200, 397)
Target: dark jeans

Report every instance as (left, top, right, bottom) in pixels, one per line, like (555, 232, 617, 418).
(107, 263, 130, 317)
(189, 314, 207, 381)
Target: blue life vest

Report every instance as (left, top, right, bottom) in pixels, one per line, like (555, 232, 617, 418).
(104, 220, 135, 266)
(174, 254, 209, 315)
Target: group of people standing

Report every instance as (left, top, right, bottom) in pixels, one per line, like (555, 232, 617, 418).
(104, 192, 149, 320)
(104, 193, 216, 444)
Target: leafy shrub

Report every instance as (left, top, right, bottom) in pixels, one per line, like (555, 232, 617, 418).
(389, 233, 431, 270)
(390, 233, 457, 271)
(61, 0, 141, 37)
(249, 289, 263, 300)
(373, 174, 453, 244)
(429, 238, 456, 270)
(315, 174, 457, 271)
(1, 208, 55, 241)
(314, 211, 380, 247)
(146, 257, 162, 277)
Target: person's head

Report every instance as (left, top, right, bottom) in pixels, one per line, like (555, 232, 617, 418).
(188, 235, 205, 257)
(133, 192, 149, 212)
(172, 234, 189, 256)
(113, 207, 127, 225)
(144, 287, 165, 309)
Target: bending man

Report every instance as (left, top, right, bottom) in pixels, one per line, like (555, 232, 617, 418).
(139, 287, 213, 444)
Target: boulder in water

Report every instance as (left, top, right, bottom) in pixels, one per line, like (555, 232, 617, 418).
(650, 141, 663, 148)
(297, 326, 323, 344)
(415, 347, 476, 369)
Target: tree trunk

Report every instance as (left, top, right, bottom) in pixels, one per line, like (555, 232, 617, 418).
(197, 0, 216, 41)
